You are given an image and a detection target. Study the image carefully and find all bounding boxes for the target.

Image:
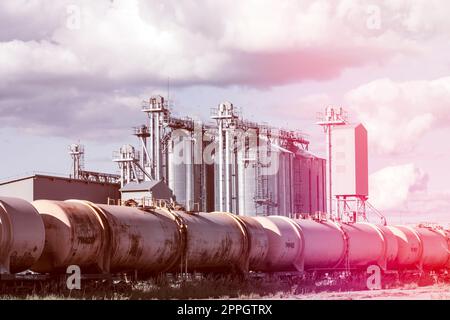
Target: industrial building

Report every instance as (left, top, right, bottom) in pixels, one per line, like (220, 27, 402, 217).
(120, 180, 173, 205)
(0, 173, 120, 204)
(113, 96, 327, 217)
(0, 96, 327, 217)
(0, 144, 121, 204)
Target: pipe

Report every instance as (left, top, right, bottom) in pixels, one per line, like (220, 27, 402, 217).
(225, 130, 231, 212)
(327, 126, 333, 219)
(186, 137, 194, 211)
(238, 148, 245, 216)
(149, 113, 154, 179)
(218, 120, 224, 212)
(155, 113, 161, 180)
(289, 154, 295, 216)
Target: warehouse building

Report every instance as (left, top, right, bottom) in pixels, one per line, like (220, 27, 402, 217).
(0, 174, 120, 204)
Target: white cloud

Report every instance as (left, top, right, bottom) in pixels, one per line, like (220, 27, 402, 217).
(1, 0, 450, 136)
(1, 0, 447, 87)
(346, 77, 450, 155)
(369, 163, 428, 211)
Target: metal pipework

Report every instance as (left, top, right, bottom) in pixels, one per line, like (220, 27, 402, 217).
(149, 112, 154, 178)
(185, 136, 194, 212)
(225, 129, 231, 212)
(218, 119, 224, 212)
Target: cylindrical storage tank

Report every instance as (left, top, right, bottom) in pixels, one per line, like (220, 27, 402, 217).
(340, 223, 388, 268)
(90, 204, 181, 274)
(266, 151, 280, 215)
(174, 211, 248, 273)
(414, 227, 448, 270)
(237, 216, 269, 270)
(168, 129, 192, 210)
(237, 157, 257, 216)
(31, 200, 107, 273)
(0, 197, 45, 273)
(292, 156, 311, 213)
(294, 219, 345, 270)
(387, 226, 422, 269)
(253, 216, 303, 272)
(276, 152, 294, 217)
(168, 142, 183, 205)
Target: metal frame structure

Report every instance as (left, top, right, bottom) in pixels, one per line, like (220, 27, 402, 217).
(211, 101, 240, 212)
(316, 107, 347, 219)
(70, 143, 120, 184)
(141, 96, 170, 181)
(113, 95, 323, 216)
(112, 145, 149, 187)
(69, 144, 85, 179)
(317, 107, 386, 225)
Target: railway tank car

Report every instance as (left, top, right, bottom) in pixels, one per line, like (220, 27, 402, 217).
(252, 216, 304, 272)
(86, 203, 182, 275)
(1, 195, 450, 287)
(293, 219, 345, 270)
(414, 226, 448, 270)
(0, 197, 45, 274)
(387, 225, 449, 271)
(29, 200, 268, 275)
(340, 223, 398, 270)
(31, 200, 183, 275)
(166, 210, 252, 273)
(31, 200, 110, 274)
(290, 220, 399, 272)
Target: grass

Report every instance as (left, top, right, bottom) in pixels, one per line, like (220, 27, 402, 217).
(0, 274, 298, 300)
(0, 273, 444, 300)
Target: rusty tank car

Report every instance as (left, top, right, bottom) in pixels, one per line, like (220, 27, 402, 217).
(31, 200, 182, 275)
(0, 197, 45, 274)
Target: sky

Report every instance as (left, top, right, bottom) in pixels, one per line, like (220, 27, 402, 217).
(1, 0, 450, 223)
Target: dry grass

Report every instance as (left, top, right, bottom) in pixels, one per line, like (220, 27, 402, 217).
(1, 274, 447, 300)
(0, 275, 297, 300)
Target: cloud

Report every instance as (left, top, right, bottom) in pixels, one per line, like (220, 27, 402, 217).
(0, 88, 145, 140)
(0, 0, 401, 88)
(5, 0, 446, 87)
(346, 77, 450, 155)
(369, 163, 428, 211)
(1, 0, 450, 137)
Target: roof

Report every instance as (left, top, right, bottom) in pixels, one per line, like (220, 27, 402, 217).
(120, 180, 163, 192)
(0, 173, 119, 186)
(295, 148, 324, 159)
(333, 122, 366, 130)
(257, 135, 324, 160)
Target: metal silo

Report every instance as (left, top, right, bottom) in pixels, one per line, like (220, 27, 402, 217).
(236, 125, 261, 216)
(292, 154, 309, 214)
(276, 151, 294, 217)
(237, 141, 257, 216)
(168, 129, 195, 211)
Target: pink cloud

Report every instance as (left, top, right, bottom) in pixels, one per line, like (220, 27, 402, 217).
(345, 77, 450, 155)
(1, 1, 450, 143)
(0, 0, 442, 89)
